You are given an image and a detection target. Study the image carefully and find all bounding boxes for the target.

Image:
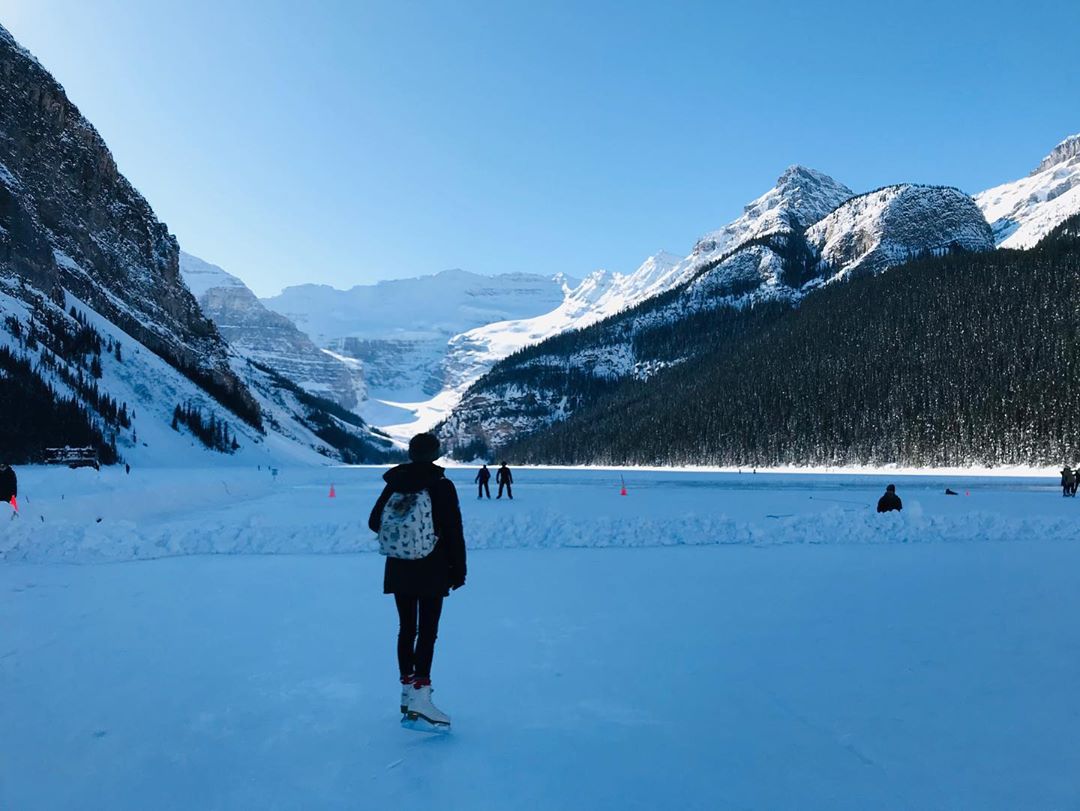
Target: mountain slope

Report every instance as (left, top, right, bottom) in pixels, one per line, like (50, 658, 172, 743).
(0, 23, 394, 465)
(363, 166, 856, 439)
(440, 177, 992, 455)
(180, 252, 366, 411)
(498, 215, 1080, 467)
(0, 24, 258, 427)
(976, 133, 1080, 248)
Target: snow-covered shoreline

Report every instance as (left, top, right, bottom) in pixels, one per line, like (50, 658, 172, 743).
(2, 465, 1069, 565)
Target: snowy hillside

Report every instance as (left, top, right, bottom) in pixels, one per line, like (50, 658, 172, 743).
(976, 133, 1080, 248)
(180, 252, 366, 411)
(0, 24, 394, 467)
(261, 270, 571, 432)
(439, 176, 998, 456)
(806, 185, 993, 277)
(439, 253, 680, 407)
(371, 167, 856, 439)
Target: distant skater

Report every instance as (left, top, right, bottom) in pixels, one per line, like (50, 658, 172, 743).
(496, 462, 513, 500)
(475, 464, 491, 499)
(1062, 466, 1076, 497)
(0, 464, 16, 514)
(876, 483, 902, 513)
(1072, 465, 1079, 496)
(369, 433, 466, 730)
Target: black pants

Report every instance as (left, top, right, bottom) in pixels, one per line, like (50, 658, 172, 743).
(394, 594, 443, 680)
(477, 481, 490, 498)
(497, 482, 513, 499)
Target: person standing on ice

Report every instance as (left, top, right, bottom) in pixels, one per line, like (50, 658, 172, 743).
(474, 464, 491, 499)
(496, 462, 514, 500)
(1061, 466, 1075, 498)
(369, 433, 466, 729)
(876, 484, 902, 513)
(0, 464, 17, 514)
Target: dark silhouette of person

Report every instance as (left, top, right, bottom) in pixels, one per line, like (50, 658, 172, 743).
(1072, 465, 1079, 496)
(0, 464, 16, 509)
(474, 464, 491, 499)
(1062, 466, 1075, 498)
(877, 483, 902, 513)
(496, 462, 513, 500)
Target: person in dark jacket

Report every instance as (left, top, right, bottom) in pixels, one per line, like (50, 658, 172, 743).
(369, 433, 465, 727)
(496, 462, 513, 500)
(474, 464, 491, 499)
(1062, 466, 1075, 498)
(877, 484, 902, 513)
(0, 464, 16, 508)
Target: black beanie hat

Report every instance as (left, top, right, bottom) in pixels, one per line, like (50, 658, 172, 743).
(408, 433, 441, 463)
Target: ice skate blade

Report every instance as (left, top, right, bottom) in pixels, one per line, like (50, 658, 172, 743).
(401, 712, 451, 733)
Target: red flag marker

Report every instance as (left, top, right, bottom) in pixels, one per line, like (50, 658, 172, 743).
(620, 475, 628, 496)
(9, 496, 17, 512)
(329, 484, 336, 499)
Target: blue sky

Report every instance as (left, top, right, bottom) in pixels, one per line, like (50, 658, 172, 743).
(2, 0, 1078, 296)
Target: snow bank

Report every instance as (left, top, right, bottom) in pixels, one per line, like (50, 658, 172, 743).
(1, 465, 1070, 564)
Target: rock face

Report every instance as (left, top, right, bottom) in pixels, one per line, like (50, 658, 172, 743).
(261, 269, 573, 434)
(180, 252, 365, 410)
(806, 185, 994, 277)
(0, 24, 256, 422)
(339, 167, 858, 439)
(976, 133, 1080, 249)
(440, 172, 997, 456)
(0, 24, 399, 465)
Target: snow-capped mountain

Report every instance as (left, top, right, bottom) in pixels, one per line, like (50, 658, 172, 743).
(807, 185, 993, 276)
(179, 252, 366, 410)
(442, 252, 681, 395)
(263, 270, 572, 349)
(363, 166, 857, 438)
(694, 165, 856, 256)
(976, 134, 1080, 248)
(0, 23, 395, 466)
(260, 269, 573, 436)
(439, 173, 996, 456)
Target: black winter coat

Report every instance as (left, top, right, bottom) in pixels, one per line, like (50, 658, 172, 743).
(496, 466, 513, 484)
(876, 492, 902, 513)
(369, 463, 466, 598)
(0, 466, 16, 503)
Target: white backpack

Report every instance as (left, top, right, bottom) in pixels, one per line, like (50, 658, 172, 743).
(378, 490, 437, 559)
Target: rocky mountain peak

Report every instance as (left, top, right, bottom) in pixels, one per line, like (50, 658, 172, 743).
(1033, 133, 1080, 175)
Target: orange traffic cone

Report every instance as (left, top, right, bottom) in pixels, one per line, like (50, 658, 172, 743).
(329, 484, 336, 499)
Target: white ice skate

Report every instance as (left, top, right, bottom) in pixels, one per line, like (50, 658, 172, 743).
(403, 682, 451, 731)
(400, 676, 414, 714)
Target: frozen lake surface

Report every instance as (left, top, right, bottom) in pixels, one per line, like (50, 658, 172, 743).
(3, 466, 1079, 809)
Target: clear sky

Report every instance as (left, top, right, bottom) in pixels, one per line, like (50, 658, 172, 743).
(2, 0, 1078, 297)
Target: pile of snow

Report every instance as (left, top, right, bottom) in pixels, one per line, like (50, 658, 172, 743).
(2, 466, 1073, 564)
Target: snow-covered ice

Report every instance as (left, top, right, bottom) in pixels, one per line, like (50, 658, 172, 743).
(3, 466, 1079, 809)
